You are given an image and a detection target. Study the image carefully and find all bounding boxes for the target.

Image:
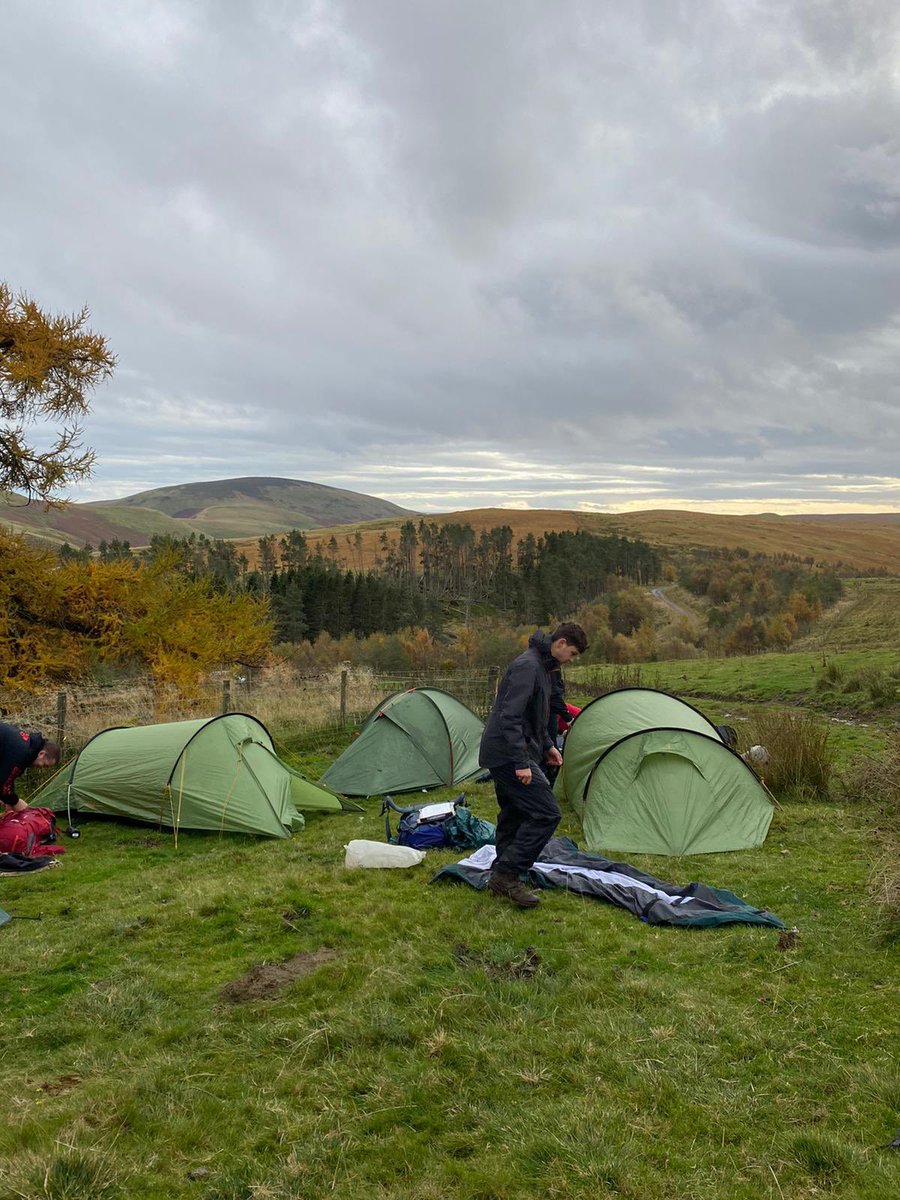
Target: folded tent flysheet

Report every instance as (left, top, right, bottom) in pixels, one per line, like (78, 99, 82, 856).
(431, 837, 785, 929)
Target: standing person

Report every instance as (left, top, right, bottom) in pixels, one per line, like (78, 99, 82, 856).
(0, 723, 60, 812)
(479, 623, 587, 907)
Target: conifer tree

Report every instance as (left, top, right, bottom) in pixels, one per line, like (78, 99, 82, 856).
(0, 283, 115, 501)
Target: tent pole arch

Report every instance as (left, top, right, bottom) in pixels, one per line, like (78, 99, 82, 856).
(49, 726, 128, 831)
(414, 688, 457, 785)
(162, 711, 275, 789)
(580, 726, 766, 809)
(361, 688, 458, 786)
(567, 687, 723, 737)
(235, 749, 297, 831)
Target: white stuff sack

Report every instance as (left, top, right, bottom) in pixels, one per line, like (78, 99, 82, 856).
(744, 744, 771, 766)
(344, 839, 426, 868)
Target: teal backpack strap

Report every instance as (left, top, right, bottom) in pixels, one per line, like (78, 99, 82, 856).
(381, 794, 427, 844)
(381, 795, 396, 843)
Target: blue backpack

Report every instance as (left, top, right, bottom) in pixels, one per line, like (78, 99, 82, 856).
(381, 794, 495, 851)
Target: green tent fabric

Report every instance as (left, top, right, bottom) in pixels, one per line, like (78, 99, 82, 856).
(322, 687, 485, 797)
(556, 688, 774, 855)
(32, 713, 353, 839)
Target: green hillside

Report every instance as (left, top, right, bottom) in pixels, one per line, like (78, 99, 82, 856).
(795, 577, 900, 651)
(98, 476, 410, 538)
(0, 477, 411, 548)
(0, 492, 202, 548)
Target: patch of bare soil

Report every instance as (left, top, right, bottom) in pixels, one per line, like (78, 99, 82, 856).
(220, 948, 337, 1003)
(453, 942, 542, 980)
(38, 1074, 82, 1095)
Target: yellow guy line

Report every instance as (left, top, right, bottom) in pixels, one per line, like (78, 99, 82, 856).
(218, 751, 244, 837)
(173, 749, 188, 849)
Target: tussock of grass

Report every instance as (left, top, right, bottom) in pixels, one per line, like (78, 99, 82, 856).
(840, 733, 900, 933)
(744, 708, 835, 799)
(5, 1146, 123, 1200)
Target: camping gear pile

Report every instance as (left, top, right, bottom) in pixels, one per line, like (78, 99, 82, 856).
(382, 793, 495, 851)
(0, 805, 65, 872)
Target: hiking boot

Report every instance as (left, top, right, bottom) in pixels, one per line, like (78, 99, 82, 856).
(488, 869, 540, 908)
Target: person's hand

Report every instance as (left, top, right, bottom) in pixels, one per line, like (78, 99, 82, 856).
(515, 767, 532, 785)
(546, 746, 563, 767)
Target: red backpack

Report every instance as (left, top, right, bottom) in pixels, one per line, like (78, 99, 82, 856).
(0, 806, 66, 857)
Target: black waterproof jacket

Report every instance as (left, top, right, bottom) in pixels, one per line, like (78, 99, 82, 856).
(479, 632, 556, 770)
(548, 668, 569, 741)
(0, 723, 45, 807)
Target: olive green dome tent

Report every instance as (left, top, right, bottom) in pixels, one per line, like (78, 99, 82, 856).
(33, 713, 352, 840)
(556, 688, 774, 855)
(322, 687, 485, 798)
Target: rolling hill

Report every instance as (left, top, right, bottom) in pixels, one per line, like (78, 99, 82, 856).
(234, 506, 900, 574)
(0, 477, 412, 547)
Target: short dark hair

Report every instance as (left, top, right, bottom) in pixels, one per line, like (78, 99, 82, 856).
(550, 623, 588, 654)
(41, 740, 61, 765)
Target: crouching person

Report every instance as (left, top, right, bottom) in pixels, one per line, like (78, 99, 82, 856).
(479, 624, 587, 907)
(0, 723, 61, 812)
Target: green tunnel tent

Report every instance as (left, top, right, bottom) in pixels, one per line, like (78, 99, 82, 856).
(556, 688, 774, 855)
(322, 687, 485, 797)
(33, 713, 355, 839)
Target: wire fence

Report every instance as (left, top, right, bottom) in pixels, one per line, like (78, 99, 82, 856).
(0, 665, 503, 760)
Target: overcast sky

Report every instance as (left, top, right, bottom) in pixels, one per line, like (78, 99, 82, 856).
(3, 0, 900, 514)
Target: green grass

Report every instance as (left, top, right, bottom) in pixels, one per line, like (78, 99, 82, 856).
(571, 648, 900, 716)
(2, 734, 898, 1200)
(798, 578, 900, 652)
(85, 504, 207, 540)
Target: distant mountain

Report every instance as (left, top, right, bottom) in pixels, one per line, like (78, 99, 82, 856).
(0, 477, 412, 547)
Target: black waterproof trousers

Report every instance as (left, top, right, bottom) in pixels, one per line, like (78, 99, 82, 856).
(491, 761, 561, 877)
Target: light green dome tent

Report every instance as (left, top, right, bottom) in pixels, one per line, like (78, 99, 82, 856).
(322, 687, 485, 798)
(33, 713, 354, 840)
(556, 688, 774, 855)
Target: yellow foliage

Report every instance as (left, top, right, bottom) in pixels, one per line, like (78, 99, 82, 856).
(0, 282, 116, 501)
(400, 627, 437, 669)
(0, 529, 272, 694)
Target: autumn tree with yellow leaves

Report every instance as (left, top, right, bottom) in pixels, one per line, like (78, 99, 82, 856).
(0, 531, 272, 693)
(0, 283, 115, 502)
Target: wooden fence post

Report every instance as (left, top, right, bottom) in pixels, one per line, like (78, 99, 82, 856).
(221, 679, 231, 714)
(339, 669, 348, 729)
(55, 691, 67, 747)
(486, 665, 499, 712)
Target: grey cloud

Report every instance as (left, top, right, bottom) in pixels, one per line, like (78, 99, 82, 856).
(1, 0, 899, 513)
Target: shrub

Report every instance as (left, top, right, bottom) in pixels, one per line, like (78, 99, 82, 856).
(577, 665, 662, 698)
(821, 659, 843, 685)
(841, 672, 866, 694)
(839, 734, 900, 933)
(744, 709, 834, 799)
(866, 671, 897, 707)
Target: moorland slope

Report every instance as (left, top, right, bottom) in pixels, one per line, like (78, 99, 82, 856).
(236, 506, 900, 573)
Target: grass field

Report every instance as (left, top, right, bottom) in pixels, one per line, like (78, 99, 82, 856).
(1, 722, 898, 1200)
(571, 644, 900, 726)
(796, 579, 900, 652)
